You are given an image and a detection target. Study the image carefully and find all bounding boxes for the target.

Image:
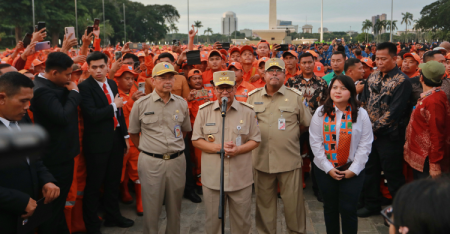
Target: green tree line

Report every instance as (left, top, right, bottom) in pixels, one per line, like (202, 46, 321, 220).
(0, 0, 180, 48)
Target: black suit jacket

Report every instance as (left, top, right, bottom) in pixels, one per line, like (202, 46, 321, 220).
(0, 121, 57, 234)
(30, 75, 81, 167)
(78, 76, 128, 154)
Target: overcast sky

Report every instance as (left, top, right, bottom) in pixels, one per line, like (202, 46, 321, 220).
(135, 0, 435, 34)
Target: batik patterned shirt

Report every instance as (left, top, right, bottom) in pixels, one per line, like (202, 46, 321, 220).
(359, 66, 412, 136)
(286, 73, 328, 115)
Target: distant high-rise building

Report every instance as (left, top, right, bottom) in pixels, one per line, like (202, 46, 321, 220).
(372, 13, 387, 35)
(239, 29, 252, 37)
(275, 20, 298, 32)
(222, 11, 238, 36)
(302, 24, 313, 33)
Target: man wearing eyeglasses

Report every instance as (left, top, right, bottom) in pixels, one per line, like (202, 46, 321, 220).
(128, 62, 192, 234)
(192, 70, 261, 234)
(247, 58, 311, 234)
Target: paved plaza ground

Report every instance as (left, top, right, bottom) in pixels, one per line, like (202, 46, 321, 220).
(101, 176, 389, 234)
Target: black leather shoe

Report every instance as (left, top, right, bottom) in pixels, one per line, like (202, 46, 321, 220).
(357, 207, 380, 218)
(196, 186, 203, 195)
(184, 190, 202, 203)
(104, 216, 134, 228)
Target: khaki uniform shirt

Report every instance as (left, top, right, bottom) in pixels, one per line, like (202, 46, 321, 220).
(246, 85, 312, 174)
(128, 91, 192, 154)
(191, 99, 261, 192)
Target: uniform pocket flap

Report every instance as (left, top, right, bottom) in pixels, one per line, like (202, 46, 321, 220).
(142, 115, 158, 124)
(233, 126, 249, 135)
(279, 106, 295, 113)
(254, 106, 266, 113)
(202, 126, 219, 134)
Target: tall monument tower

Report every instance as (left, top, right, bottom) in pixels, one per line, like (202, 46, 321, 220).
(269, 0, 277, 29)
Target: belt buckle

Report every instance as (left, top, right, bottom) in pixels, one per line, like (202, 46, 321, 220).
(163, 154, 170, 160)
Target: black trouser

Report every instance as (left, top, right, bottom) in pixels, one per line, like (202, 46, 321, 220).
(38, 159, 74, 234)
(83, 128, 124, 233)
(314, 164, 365, 234)
(184, 135, 196, 192)
(300, 132, 319, 194)
(362, 135, 406, 211)
(413, 157, 430, 180)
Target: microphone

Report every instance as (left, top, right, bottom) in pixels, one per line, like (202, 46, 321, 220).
(221, 97, 228, 115)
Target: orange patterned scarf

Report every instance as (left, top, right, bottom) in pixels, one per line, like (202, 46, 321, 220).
(323, 104, 352, 168)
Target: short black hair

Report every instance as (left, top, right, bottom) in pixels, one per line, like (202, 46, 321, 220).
(158, 52, 175, 63)
(0, 71, 34, 97)
(421, 71, 442, 87)
(337, 45, 345, 52)
(354, 49, 362, 56)
(376, 42, 397, 57)
(344, 58, 362, 73)
(123, 53, 139, 63)
(0, 64, 12, 76)
(332, 51, 346, 60)
(398, 50, 408, 60)
(393, 175, 450, 233)
(86, 51, 108, 65)
(45, 52, 74, 73)
(423, 51, 442, 63)
(298, 52, 315, 62)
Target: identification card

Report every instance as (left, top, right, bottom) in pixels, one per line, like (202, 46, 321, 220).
(278, 118, 286, 130)
(236, 135, 242, 146)
(174, 125, 182, 138)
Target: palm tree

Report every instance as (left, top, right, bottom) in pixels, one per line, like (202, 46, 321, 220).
(374, 19, 383, 43)
(361, 19, 372, 42)
(386, 20, 398, 41)
(204, 27, 213, 44)
(401, 12, 413, 42)
(194, 21, 203, 44)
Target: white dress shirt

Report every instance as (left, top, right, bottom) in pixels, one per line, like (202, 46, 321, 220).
(95, 79, 119, 127)
(309, 105, 373, 175)
(95, 79, 129, 139)
(0, 116, 21, 130)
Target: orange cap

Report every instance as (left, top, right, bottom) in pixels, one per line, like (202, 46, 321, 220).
(137, 52, 145, 57)
(257, 57, 270, 67)
(240, 45, 254, 54)
(32, 59, 45, 67)
(360, 57, 374, 68)
(256, 40, 270, 48)
(306, 50, 318, 58)
(227, 62, 243, 70)
(188, 69, 202, 78)
(403, 52, 420, 64)
(314, 62, 326, 77)
(219, 49, 228, 56)
(282, 50, 299, 58)
(229, 47, 240, 55)
(207, 50, 222, 59)
(114, 65, 138, 78)
(200, 51, 209, 62)
(446, 53, 450, 60)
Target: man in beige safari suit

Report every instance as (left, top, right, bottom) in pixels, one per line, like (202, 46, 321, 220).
(247, 58, 312, 234)
(192, 70, 261, 234)
(128, 62, 192, 234)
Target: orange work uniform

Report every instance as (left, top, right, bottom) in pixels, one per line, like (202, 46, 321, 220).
(187, 88, 216, 186)
(234, 81, 256, 102)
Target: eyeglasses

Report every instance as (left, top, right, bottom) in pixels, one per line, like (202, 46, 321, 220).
(266, 69, 284, 74)
(155, 77, 175, 82)
(216, 86, 234, 93)
(380, 205, 394, 226)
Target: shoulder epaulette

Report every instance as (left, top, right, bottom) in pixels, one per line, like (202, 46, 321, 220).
(199, 101, 213, 109)
(287, 87, 303, 96)
(137, 93, 151, 103)
(172, 93, 184, 100)
(240, 102, 254, 109)
(248, 87, 263, 96)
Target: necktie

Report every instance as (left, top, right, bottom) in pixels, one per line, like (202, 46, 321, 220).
(102, 83, 118, 129)
(9, 121, 19, 131)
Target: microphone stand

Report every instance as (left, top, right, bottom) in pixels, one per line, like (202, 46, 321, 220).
(218, 98, 227, 234)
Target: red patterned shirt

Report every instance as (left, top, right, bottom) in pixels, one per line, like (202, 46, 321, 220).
(404, 87, 450, 173)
